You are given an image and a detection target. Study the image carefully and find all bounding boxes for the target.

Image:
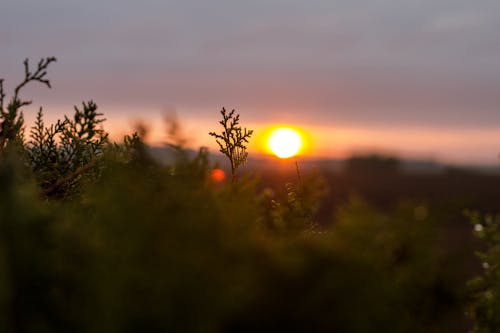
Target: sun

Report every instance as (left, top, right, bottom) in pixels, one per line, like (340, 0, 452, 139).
(268, 128, 303, 158)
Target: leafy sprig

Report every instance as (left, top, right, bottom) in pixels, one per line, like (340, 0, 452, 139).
(209, 107, 253, 182)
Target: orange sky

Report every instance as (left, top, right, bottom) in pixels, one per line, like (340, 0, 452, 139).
(44, 107, 498, 166)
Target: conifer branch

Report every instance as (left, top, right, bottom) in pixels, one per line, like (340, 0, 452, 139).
(209, 107, 253, 182)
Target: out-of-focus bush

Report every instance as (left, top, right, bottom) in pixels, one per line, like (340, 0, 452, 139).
(0, 144, 468, 332)
(467, 213, 500, 333)
(0, 152, 70, 332)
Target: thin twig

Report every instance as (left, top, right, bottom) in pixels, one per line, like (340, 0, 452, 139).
(295, 160, 302, 184)
(13, 57, 57, 103)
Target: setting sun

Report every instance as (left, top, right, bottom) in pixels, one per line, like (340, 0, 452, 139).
(268, 128, 303, 158)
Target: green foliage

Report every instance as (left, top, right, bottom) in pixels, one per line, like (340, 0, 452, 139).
(209, 107, 253, 182)
(467, 213, 500, 333)
(262, 168, 328, 232)
(0, 147, 466, 332)
(0, 154, 68, 332)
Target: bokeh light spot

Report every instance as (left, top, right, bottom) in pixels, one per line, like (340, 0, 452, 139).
(210, 168, 226, 182)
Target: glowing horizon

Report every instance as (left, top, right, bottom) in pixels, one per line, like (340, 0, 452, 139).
(15, 104, 500, 166)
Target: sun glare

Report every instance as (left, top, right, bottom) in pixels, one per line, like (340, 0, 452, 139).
(268, 128, 303, 158)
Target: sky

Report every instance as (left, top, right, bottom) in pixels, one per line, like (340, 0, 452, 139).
(2, 0, 500, 164)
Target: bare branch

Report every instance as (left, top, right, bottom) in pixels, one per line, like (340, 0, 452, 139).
(13, 57, 57, 102)
(43, 157, 100, 197)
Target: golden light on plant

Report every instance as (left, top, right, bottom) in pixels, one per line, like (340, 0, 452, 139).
(267, 127, 303, 158)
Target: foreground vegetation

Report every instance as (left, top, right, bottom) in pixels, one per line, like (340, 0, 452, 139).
(0, 58, 498, 332)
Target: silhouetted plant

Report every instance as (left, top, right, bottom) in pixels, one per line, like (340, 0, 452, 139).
(25, 101, 108, 197)
(164, 112, 189, 150)
(0, 57, 151, 198)
(0, 57, 56, 152)
(209, 107, 253, 182)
